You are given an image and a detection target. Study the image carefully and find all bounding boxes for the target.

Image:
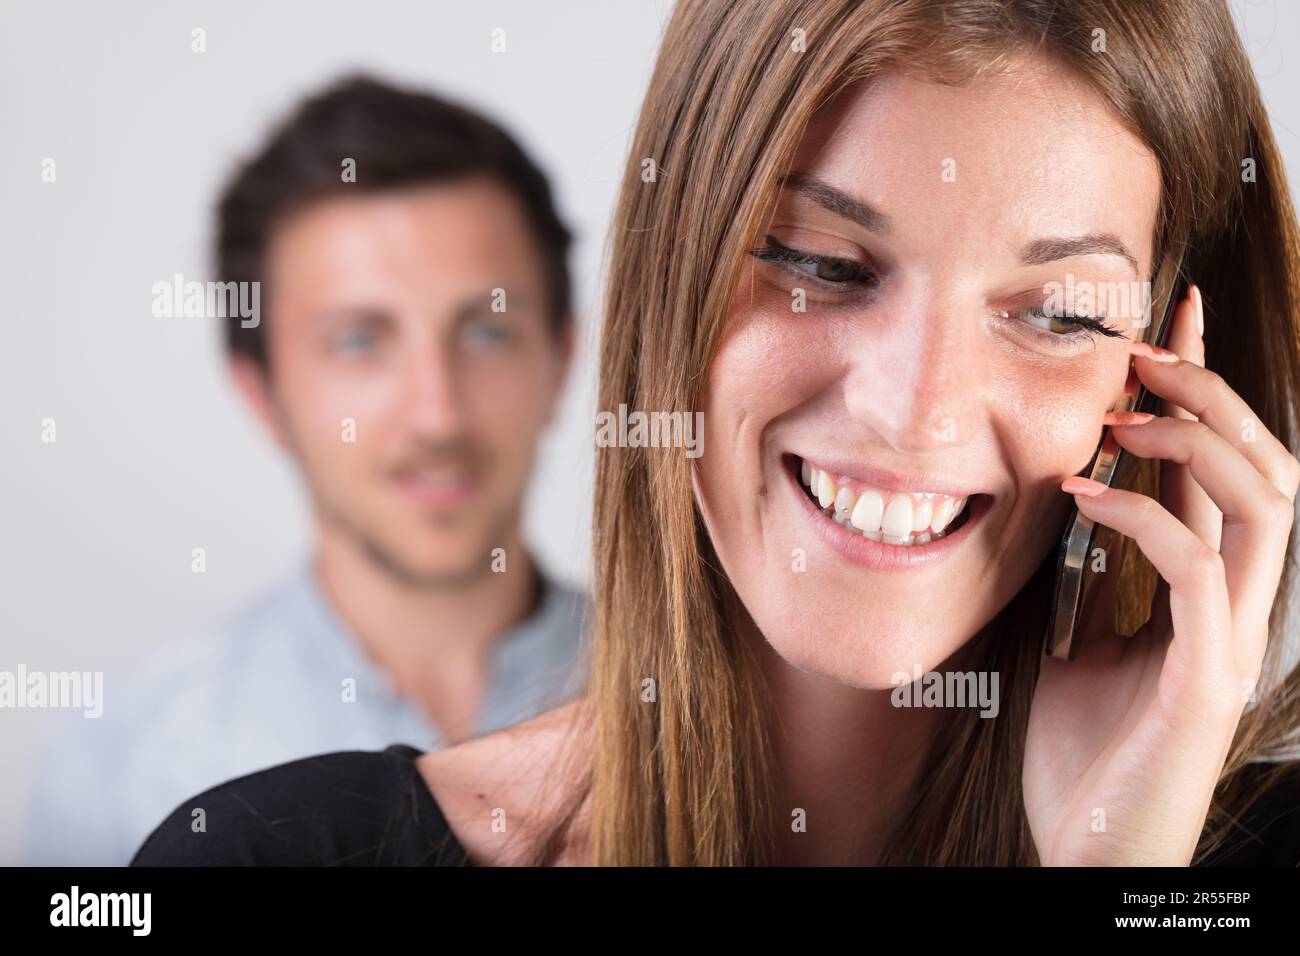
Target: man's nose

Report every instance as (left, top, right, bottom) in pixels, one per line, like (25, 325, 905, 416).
(401, 342, 467, 438)
(842, 305, 978, 454)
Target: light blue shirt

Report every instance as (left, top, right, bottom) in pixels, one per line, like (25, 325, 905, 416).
(21, 558, 589, 865)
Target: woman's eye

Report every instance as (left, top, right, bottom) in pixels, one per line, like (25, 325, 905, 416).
(811, 257, 861, 282)
(749, 234, 878, 290)
(1017, 307, 1125, 340)
(1022, 308, 1087, 334)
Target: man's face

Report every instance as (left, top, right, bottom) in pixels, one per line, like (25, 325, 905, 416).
(241, 178, 569, 586)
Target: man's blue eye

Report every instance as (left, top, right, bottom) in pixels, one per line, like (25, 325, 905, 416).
(464, 319, 510, 347)
(337, 329, 378, 353)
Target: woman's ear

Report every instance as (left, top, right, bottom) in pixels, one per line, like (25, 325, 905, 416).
(228, 355, 291, 451)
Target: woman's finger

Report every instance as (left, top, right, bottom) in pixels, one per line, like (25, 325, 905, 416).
(1129, 342, 1300, 501)
(1107, 415, 1292, 670)
(1153, 285, 1221, 549)
(1061, 476, 1239, 723)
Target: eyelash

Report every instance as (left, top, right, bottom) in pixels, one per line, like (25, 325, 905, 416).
(748, 234, 1127, 343)
(1011, 307, 1127, 344)
(748, 234, 880, 294)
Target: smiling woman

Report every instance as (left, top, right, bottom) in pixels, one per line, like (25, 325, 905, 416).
(576, 0, 1300, 866)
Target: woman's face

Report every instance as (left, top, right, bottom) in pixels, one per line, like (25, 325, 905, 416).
(693, 57, 1162, 688)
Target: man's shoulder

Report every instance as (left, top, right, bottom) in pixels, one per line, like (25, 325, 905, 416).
(82, 573, 315, 728)
(20, 572, 328, 864)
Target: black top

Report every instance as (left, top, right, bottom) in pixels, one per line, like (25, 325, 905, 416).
(131, 744, 470, 866)
(130, 745, 1300, 866)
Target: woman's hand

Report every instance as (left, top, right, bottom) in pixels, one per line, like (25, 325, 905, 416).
(1023, 284, 1300, 866)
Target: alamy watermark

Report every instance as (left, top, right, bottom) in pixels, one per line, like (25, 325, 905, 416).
(1, 665, 102, 718)
(50, 886, 150, 935)
(890, 663, 999, 718)
(152, 272, 260, 327)
(594, 403, 704, 459)
(1042, 275, 1155, 328)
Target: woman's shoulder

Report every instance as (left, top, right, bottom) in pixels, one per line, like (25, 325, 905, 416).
(130, 743, 469, 866)
(417, 699, 593, 866)
(1200, 758, 1300, 866)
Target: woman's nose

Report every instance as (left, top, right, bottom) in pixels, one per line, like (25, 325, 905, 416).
(842, 310, 979, 454)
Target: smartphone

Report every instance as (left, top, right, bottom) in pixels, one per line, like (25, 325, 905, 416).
(1043, 263, 1188, 661)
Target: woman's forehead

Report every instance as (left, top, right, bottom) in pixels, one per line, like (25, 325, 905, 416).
(781, 64, 1160, 272)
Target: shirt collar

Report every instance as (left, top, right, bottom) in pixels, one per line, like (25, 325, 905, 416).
(290, 556, 582, 706)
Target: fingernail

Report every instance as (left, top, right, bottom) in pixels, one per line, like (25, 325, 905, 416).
(1103, 410, 1156, 426)
(1191, 284, 1204, 337)
(1130, 340, 1181, 364)
(1062, 476, 1107, 498)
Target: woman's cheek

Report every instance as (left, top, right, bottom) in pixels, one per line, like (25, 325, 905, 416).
(696, 305, 827, 553)
(1042, 400, 1096, 464)
(698, 320, 777, 498)
(704, 304, 828, 436)
(992, 357, 1119, 481)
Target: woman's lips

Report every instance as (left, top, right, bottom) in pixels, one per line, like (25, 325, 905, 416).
(783, 454, 989, 571)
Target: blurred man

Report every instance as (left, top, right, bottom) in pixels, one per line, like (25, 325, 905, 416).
(24, 74, 588, 864)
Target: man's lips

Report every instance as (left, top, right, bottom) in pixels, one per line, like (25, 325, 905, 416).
(390, 465, 477, 510)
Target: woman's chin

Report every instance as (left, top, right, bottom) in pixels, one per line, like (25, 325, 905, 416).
(761, 615, 978, 691)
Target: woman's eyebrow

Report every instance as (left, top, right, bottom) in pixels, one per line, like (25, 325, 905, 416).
(777, 172, 890, 235)
(777, 172, 1140, 278)
(1019, 234, 1139, 277)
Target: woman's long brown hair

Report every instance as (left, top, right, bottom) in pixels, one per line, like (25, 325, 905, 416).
(539, 0, 1300, 865)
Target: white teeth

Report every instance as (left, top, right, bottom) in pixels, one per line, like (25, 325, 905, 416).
(881, 494, 914, 538)
(911, 498, 933, 533)
(817, 471, 837, 509)
(797, 458, 973, 547)
(929, 497, 956, 535)
(849, 490, 884, 534)
(932, 496, 967, 535)
(833, 486, 855, 519)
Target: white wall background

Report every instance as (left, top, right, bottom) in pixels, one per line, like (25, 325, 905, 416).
(1, 0, 1297, 864)
(0, 0, 674, 864)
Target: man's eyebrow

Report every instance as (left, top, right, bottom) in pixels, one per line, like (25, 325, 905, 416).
(314, 291, 522, 326)
(315, 306, 393, 326)
(1019, 234, 1139, 276)
(777, 172, 890, 235)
